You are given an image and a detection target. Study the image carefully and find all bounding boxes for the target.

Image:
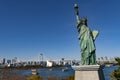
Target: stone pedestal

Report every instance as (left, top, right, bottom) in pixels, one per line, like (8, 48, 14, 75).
(72, 65, 105, 80)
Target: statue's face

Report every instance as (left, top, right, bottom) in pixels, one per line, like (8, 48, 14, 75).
(81, 18, 87, 25)
(81, 20, 86, 25)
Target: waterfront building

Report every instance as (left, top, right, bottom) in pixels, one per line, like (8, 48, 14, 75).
(12, 59, 16, 64)
(2, 58, 5, 64)
(7, 59, 11, 64)
(46, 60, 53, 67)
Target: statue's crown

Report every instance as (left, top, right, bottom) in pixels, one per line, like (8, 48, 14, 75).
(81, 17, 87, 22)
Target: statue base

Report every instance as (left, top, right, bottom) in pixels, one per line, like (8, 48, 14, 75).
(72, 65, 105, 80)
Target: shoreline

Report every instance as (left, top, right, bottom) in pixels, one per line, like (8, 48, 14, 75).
(0, 65, 66, 70)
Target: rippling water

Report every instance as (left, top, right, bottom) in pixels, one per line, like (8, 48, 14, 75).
(0, 66, 118, 80)
(14, 66, 75, 80)
(103, 65, 118, 80)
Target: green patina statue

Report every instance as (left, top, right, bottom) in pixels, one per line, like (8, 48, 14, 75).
(74, 4, 99, 65)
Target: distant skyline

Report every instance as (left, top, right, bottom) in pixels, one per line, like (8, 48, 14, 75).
(0, 0, 120, 60)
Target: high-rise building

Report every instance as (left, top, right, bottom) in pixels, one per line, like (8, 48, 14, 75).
(7, 59, 11, 64)
(12, 57, 17, 64)
(2, 58, 5, 64)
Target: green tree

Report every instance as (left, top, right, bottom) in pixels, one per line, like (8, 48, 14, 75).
(110, 57, 120, 80)
(27, 75, 42, 80)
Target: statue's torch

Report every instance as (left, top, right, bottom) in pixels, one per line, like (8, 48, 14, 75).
(74, 4, 79, 15)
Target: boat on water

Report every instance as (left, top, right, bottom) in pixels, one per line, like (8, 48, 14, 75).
(31, 69, 38, 75)
(62, 67, 69, 72)
(105, 64, 113, 67)
(49, 68, 53, 71)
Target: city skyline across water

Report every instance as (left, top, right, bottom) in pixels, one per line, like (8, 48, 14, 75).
(0, 56, 117, 64)
(0, 0, 120, 60)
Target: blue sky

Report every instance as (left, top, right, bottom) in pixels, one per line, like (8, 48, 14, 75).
(0, 0, 120, 60)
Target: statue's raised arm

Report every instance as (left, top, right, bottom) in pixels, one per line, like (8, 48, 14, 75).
(74, 4, 81, 26)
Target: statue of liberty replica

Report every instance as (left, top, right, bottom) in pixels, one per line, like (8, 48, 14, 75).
(74, 4, 99, 65)
(72, 4, 105, 80)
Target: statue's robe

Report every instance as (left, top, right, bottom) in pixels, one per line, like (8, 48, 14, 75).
(77, 23, 98, 65)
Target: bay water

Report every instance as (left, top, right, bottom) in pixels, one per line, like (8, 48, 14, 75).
(0, 66, 118, 80)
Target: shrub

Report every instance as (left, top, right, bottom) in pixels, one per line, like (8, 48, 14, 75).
(0, 70, 27, 80)
(62, 75, 74, 80)
(27, 75, 42, 80)
(47, 75, 59, 80)
(110, 57, 120, 80)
